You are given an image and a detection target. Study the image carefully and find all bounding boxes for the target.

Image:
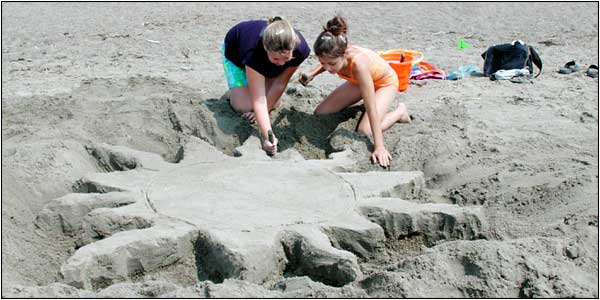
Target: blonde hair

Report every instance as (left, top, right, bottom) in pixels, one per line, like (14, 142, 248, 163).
(262, 16, 300, 53)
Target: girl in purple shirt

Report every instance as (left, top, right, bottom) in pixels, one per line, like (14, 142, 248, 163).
(222, 17, 310, 156)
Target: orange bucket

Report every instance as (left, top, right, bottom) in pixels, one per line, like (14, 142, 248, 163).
(379, 49, 424, 92)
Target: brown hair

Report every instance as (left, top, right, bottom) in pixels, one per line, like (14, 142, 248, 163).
(262, 16, 300, 53)
(314, 15, 348, 57)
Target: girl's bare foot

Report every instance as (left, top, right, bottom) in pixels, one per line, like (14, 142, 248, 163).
(395, 103, 411, 123)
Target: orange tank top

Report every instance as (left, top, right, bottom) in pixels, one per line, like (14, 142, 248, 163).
(336, 46, 398, 89)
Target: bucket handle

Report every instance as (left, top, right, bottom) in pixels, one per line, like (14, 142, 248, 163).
(379, 49, 424, 65)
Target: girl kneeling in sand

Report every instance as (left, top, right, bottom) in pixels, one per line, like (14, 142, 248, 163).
(299, 16, 410, 168)
(222, 17, 310, 155)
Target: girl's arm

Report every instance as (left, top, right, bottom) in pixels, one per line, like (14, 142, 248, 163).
(299, 64, 325, 86)
(246, 66, 272, 141)
(352, 56, 391, 167)
(266, 66, 298, 107)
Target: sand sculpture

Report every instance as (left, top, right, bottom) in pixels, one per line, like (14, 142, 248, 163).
(34, 137, 486, 290)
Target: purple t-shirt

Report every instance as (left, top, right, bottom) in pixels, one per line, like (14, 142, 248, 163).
(224, 20, 310, 78)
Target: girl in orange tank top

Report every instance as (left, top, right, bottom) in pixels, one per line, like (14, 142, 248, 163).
(299, 16, 410, 168)
(335, 46, 399, 90)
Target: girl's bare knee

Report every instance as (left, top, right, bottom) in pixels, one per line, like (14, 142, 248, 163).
(228, 87, 252, 113)
(229, 97, 250, 113)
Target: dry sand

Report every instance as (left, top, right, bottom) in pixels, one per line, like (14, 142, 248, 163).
(1, 2, 598, 298)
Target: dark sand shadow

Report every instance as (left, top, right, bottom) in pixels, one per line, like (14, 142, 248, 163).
(271, 106, 366, 159)
(202, 98, 255, 145)
(202, 95, 369, 159)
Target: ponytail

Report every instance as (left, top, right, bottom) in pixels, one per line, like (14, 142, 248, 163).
(314, 15, 348, 57)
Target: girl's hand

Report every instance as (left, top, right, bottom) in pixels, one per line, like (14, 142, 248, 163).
(262, 135, 278, 156)
(372, 146, 392, 168)
(298, 73, 313, 86)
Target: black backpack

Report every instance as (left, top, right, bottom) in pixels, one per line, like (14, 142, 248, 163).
(481, 40, 542, 78)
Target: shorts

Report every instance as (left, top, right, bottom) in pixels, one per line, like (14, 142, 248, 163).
(222, 43, 248, 89)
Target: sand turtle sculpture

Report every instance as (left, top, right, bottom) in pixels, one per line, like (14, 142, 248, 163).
(35, 136, 487, 290)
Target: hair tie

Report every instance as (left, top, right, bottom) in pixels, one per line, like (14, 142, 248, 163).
(321, 35, 332, 40)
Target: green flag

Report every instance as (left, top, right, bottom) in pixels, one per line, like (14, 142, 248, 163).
(457, 39, 472, 50)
